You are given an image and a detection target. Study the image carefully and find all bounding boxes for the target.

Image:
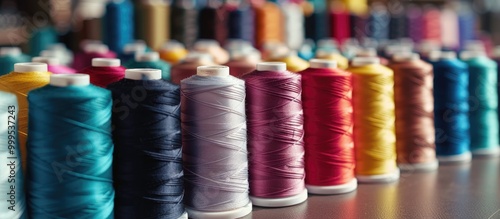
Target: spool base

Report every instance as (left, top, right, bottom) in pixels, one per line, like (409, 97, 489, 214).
(250, 188, 308, 207)
(472, 147, 500, 157)
(437, 151, 472, 164)
(178, 211, 188, 219)
(398, 160, 439, 172)
(185, 202, 252, 219)
(306, 178, 357, 195)
(356, 168, 400, 183)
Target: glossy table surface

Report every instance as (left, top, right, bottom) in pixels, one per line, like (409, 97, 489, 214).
(246, 157, 500, 219)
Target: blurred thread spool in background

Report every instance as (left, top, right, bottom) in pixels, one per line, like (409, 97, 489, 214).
(422, 6, 442, 45)
(125, 52, 171, 80)
(440, 7, 460, 49)
(227, 2, 255, 44)
(281, 2, 304, 50)
(170, 0, 198, 48)
(254, 2, 283, 48)
(348, 57, 399, 183)
(304, 0, 329, 42)
(225, 49, 260, 77)
(170, 52, 214, 84)
(389, 53, 438, 171)
(300, 59, 357, 194)
(368, 3, 389, 41)
(28, 26, 58, 57)
(432, 51, 472, 163)
(329, 5, 351, 45)
(0, 47, 30, 76)
(82, 58, 125, 88)
(461, 51, 500, 156)
(0, 63, 50, 172)
(198, 0, 228, 45)
(407, 5, 423, 43)
(103, 0, 134, 52)
(193, 40, 229, 64)
(316, 49, 349, 70)
(159, 40, 189, 65)
(32, 56, 76, 74)
(136, 0, 169, 50)
(118, 40, 148, 63)
(73, 43, 117, 71)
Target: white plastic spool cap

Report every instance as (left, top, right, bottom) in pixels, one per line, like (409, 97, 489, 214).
(356, 48, 377, 57)
(464, 40, 485, 52)
(92, 58, 120, 67)
(80, 40, 102, 49)
(50, 74, 90, 87)
(40, 50, 58, 58)
(392, 53, 420, 62)
(257, 62, 286, 71)
(162, 40, 184, 51)
(351, 57, 380, 67)
(184, 52, 213, 64)
(135, 52, 159, 62)
(309, 59, 337, 69)
(32, 56, 60, 65)
(317, 38, 338, 49)
(0, 47, 21, 56)
(125, 68, 162, 80)
(194, 40, 219, 50)
(14, 62, 47, 73)
(197, 65, 229, 77)
(439, 51, 457, 60)
(123, 42, 146, 54)
(428, 50, 442, 61)
(232, 49, 261, 62)
(84, 44, 109, 53)
(225, 39, 252, 51)
(48, 43, 67, 51)
(460, 50, 485, 61)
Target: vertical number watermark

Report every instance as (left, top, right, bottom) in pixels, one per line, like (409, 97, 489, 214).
(6, 105, 16, 211)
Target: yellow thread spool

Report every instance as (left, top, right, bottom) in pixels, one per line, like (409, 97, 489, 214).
(347, 57, 399, 183)
(266, 51, 309, 72)
(316, 50, 349, 70)
(136, 0, 170, 50)
(159, 41, 188, 65)
(0, 63, 50, 170)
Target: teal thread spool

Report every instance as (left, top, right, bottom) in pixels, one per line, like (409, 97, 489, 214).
(26, 74, 114, 218)
(461, 51, 500, 156)
(28, 26, 58, 57)
(125, 52, 171, 80)
(0, 47, 30, 76)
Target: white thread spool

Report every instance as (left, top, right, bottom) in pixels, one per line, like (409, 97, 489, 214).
(32, 57, 60, 66)
(0, 47, 21, 56)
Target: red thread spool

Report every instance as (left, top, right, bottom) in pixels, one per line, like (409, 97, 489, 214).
(73, 43, 117, 71)
(329, 4, 351, 44)
(82, 58, 125, 88)
(422, 6, 441, 45)
(299, 59, 357, 195)
(243, 62, 308, 207)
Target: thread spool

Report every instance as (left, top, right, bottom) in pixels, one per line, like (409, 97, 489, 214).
(82, 58, 125, 87)
(300, 59, 357, 194)
(304, 0, 329, 42)
(103, 0, 134, 52)
(170, 0, 198, 48)
(281, 2, 304, 50)
(432, 52, 472, 163)
(460, 51, 500, 156)
(159, 40, 189, 65)
(73, 43, 117, 71)
(136, 0, 169, 50)
(225, 49, 260, 77)
(243, 62, 308, 207)
(0, 91, 27, 218)
(316, 49, 349, 70)
(193, 40, 230, 64)
(417, 40, 441, 61)
(389, 53, 439, 171)
(368, 3, 389, 41)
(109, 69, 188, 219)
(389, 5, 406, 39)
(227, 4, 255, 44)
(28, 26, 58, 57)
(267, 51, 309, 72)
(45, 43, 74, 66)
(32, 57, 76, 74)
(329, 4, 351, 45)
(0, 47, 31, 76)
(181, 66, 252, 219)
(254, 2, 284, 47)
(355, 48, 389, 65)
(119, 41, 147, 63)
(348, 57, 399, 183)
(297, 40, 315, 61)
(124, 52, 171, 80)
(458, 3, 475, 49)
(407, 5, 423, 43)
(440, 7, 459, 49)
(170, 52, 215, 84)
(26, 73, 114, 218)
(199, 1, 228, 45)
(422, 6, 442, 45)
(0, 63, 50, 172)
